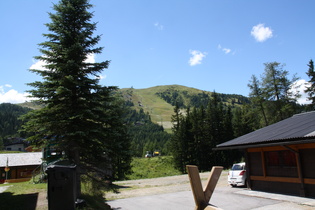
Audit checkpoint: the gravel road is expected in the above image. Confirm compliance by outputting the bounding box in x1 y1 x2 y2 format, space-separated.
105 170 228 200
107 171 315 210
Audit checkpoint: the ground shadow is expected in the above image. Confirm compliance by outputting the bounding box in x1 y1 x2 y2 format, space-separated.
0 192 38 210
108 184 131 194
81 193 112 210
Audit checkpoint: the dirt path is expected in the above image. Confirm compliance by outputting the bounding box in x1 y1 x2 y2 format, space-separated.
105 171 228 200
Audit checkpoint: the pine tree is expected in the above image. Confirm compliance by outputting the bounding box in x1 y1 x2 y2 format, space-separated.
170 103 183 172
248 75 269 126
261 62 300 122
22 0 131 194
170 105 194 173
305 59 315 109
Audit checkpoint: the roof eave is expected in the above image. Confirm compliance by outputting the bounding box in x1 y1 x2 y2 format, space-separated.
213 138 315 151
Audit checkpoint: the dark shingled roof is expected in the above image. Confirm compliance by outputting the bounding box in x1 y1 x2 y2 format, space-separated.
216 111 315 150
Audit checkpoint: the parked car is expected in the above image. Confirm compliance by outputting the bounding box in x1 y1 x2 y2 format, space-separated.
228 162 247 187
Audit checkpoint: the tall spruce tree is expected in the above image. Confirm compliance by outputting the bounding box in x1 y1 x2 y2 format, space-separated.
305 59 315 109
22 0 131 194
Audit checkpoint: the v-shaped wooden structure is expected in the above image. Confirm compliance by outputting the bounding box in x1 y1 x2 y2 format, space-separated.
187 165 223 210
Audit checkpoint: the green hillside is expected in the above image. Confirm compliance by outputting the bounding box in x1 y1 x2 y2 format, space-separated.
14 84 249 132
18 85 249 129
119 84 249 129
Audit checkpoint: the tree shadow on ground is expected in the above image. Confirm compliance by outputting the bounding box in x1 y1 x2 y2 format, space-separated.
107 184 131 194
81 193 112 210
0 192 38 210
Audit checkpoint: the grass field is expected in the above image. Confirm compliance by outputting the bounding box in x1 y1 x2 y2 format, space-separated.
127 156 181 180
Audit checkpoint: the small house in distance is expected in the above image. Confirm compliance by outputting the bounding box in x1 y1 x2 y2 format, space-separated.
215 111 315 198
4 137 28 152
0 152 42 183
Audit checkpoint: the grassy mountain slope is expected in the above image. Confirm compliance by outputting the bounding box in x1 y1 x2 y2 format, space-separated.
121 86 175 129
119 84 249 129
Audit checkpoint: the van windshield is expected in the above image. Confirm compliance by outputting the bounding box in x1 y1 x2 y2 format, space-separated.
232 164 244 170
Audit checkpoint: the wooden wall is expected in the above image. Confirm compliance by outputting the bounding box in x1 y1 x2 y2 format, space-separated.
246 143 315 198
0 165 38 180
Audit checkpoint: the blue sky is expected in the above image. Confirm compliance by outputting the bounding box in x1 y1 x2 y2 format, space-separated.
0 0 314 104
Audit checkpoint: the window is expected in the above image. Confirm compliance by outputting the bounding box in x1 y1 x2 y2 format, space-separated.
265 150 298 177
232 164 244 170
265 150 296 167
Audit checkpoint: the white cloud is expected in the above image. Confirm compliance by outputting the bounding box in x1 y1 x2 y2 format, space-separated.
291 79 311 105
251 24 273 42
154 22 164 31
84 53 96 63
30 59 48 71
0 85 30 104
188 50 207 66
30 53 96 71
218 44 231 54
96 74 106 80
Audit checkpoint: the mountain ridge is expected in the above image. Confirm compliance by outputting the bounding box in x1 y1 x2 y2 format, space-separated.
17 84 250 130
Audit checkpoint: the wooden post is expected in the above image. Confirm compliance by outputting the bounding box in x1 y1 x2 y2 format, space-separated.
187 165 223 210
187 165 207 209
282 145 305 197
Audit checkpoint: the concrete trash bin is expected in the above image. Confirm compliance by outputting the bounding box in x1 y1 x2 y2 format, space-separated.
46 164 77 210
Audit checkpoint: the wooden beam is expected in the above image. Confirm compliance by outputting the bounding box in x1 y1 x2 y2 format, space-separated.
261 149 266 177
251 175 300 183
187 165 206 209
282 145 306 197
203 166 223 202
247 142 315 153
187 165 223 210
250 175 315 185
304 178 315 185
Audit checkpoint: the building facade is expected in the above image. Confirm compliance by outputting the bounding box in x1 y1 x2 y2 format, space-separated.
0 152 42 183
216 111 315 198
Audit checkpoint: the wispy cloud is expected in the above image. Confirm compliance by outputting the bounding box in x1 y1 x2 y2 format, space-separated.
0 85 30 104
218 44 232 54
154 22 164 31
251 24 273 42
188 50 207 66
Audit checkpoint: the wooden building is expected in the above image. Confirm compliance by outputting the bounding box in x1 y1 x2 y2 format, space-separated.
0 152 42 183
215 111 315 198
